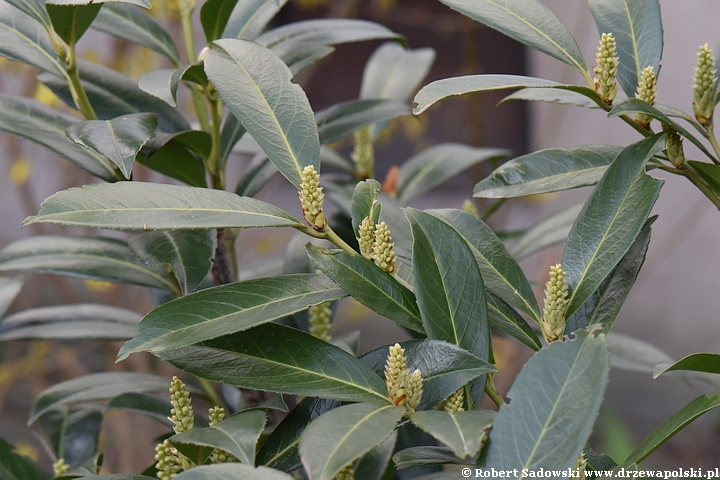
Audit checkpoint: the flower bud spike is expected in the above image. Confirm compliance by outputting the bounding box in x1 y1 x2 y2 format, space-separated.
635 66 657 129
385 343 408 406
358 216 376 259
208 406 225 426
444 388 465 412
573 452 587 480
405 368 424 415
309 301 332 341
298 165 327 231
540 263 569 343
155 439 181 479
169 376 194 434
333 462 355 480
693 44 717 126
351 126 374 179
594 33 619 105
373 221 396 274
666 130 685 168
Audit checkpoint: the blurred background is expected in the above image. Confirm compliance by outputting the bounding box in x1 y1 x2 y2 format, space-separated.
1 0 719 473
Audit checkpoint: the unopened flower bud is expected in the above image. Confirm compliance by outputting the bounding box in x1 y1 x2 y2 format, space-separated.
573 452 587 480
594 33 619 105
462 199 479 218
298 165 327 231
351 126 374 179
169 376 194 433
155 439 181 479
208 406 225 426
385 343 408 406
309 301 332 341
540 264 569 343
333 463 355 480
444 388 465 412
358 216 375 259
693 44 716 126
53 458 70 476
405 369 423 415
635 66 657 129
666 130 685 168
373 221 396 274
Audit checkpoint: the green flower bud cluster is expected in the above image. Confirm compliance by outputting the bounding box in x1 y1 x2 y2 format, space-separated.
298 165 327 231
693 44 717 126
635 66 657 129
208 406 225 426
540 264 569 343
594 33 619 105
358 216 376 259
462 199 479 218
665 129 685 168
53 458 70 476
444 388 465 412
333 462 355 480
169 376 194 433
309 301 333 341
351 126 375 179
155 440 181 480
384 343 424 415
573 452 587 480
207 407 237 464
373 221 396 274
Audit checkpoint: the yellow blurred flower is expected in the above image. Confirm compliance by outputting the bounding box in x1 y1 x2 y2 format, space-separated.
33 83 61 108
8 157 31 187
13 442 39 462
84 279 113 292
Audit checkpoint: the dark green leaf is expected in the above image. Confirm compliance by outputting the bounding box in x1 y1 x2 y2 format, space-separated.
588 0 663 97
171 410 266 464
399 144 506 202
119 274 345 359
140 130 209 188
566 221 652 334
138 65 209 108
584 446 618 471
425 209 539 322
93 3 179 64
222 0 286 40
350 179 381 237
39 61 190 133
234 153 278 197
37 406 101 468
353 432 396 480
66 113 158 179
29 372 173 423
0 276 23 319
45 2 102 46
480 330 609 469
688 161 720 199
157 323 388 403
129 229 215 295
0 436 49 480
393 446 470 470
200 0 237 42
299 402 404 480
205 39 319 189
487 294 541 351
219 114 245 168
24 182 301 230
0 93 117 181
411 410 495 458
0 235 176 292
257 397 338 471
306 245 424 333
625 394 720 464
173 464 293 480
474 145 622 198
510 203 583 261
653 353 720 379
0 304 140 341
0 1 66 78
563 134 665 317
315 99 411 145
439 0 587 75
103 392 171 426
361 339 496 410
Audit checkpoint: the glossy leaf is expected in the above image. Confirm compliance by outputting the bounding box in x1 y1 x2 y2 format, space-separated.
0 235 177 292
425 209 539 322
0 304 141 341
139 131 208 187
563 134 665 317
0 276 23 319
299 402 404 480
306 245 424 333
256 19 402 62
129 229 215 295
588 0 663 97
119 274 346 359
653 353 720 379
510 203 583 261
66 113 158 179
315 99 411 145
0 436 49 480
103 392 171 426
361 339 496 410
609 99 714 160
93 3 180 64
487 294 541 351
138 64 208 108
200 0 237 42
257 397 338 471
39 60 190 133
0 93 117 181
24 182 301 230
157 323 388 403
29 372 174 423
439 0 587 75
171 410 266 464
411 410 495 459
474 145 622 198
174 464 293 480
45 2 102 46
205 39 320 190
0 1 66 78
350 179 382 237
625 394 720 464
222 0 286 39
566 221 652 334
398 144 507 202
480 330 609 470
393 446 470 469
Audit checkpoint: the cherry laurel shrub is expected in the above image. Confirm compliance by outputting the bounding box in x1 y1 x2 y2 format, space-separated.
1 0 719 478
